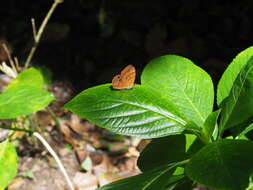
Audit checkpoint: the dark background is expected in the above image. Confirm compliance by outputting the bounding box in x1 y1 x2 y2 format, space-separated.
1 0 253 92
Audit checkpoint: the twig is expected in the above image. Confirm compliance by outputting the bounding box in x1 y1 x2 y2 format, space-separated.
24 0 63 69
31 18 37 40
33 132 75 190
2 43 18 75
14 57 20 71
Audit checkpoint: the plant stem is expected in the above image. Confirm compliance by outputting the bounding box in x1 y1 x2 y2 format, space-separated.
46 107 61 130
33 132 75 190
24 0 63 69
175 159 190 166
0 125 33 134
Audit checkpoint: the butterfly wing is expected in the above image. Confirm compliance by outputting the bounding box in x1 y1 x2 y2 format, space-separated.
112 65 136 89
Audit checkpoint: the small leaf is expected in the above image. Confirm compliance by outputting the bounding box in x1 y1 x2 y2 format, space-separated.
81 156 93 172
0 140 18 190
6 67 50 90
141 55 214 127
217 46 253 106
97 163 176 190
0 85 55 119
65 84 197 139
202 109 221 141
137 135 186 172
219 56 253 132
186 139 253 190
185 134 197 152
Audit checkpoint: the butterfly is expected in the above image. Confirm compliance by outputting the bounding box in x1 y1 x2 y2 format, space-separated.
112 65 136 90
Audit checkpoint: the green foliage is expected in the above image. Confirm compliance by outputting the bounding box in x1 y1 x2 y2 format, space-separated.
0 140 18 190
0 67 55 119
0 67 54 189
65 47 253 190
217 46 253 106
186 140 253 190
65 84 191 138
97 163 180 190
141 55 214 128
0 85 54 119
219 57 253 132
5 67 50 90
202 109 221 141
137 135 186 172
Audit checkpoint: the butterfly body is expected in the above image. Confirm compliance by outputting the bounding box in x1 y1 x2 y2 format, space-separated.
112 65 136 90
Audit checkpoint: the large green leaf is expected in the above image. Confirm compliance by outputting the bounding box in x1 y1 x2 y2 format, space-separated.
0 140 18 190
141 55 214 127
6 67 50 90
185 139 253 190
137 135 186 172
0 85 55 119
217 46 253 106
219 57 253 132
97 163 176 190
65 84 200 139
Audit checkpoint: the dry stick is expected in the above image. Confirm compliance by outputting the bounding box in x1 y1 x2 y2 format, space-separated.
33 132 75 190
14 57 20 71
2 43 18 75
31 18 37 40
24 0 63 69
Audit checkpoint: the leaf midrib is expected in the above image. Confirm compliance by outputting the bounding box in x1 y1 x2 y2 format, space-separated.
222 64 253 129
142 165 172 189
172 74 205 124
93 98 187 126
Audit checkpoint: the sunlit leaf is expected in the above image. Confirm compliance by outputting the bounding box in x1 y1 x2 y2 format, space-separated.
217 46 253 106
65 84 199 139
0 140 18 190
0 85 55 119
141 55 214 127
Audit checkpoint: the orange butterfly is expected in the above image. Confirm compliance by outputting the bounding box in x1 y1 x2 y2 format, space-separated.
112 65 136 90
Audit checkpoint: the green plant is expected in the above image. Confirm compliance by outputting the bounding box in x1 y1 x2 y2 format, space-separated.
65 46 253 190
0 67 55 190
0 0 72 189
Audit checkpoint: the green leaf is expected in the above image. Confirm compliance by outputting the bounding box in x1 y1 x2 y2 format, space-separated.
141 55 214 128
6 67 50 90
202 109 221 141
0 85 55 119
0 140 18 190
219 57 253 132
97 163 176 190
137 135 186 172
185 134 197 152
217 46 253 106
185 139 253 190
65 84 197 139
